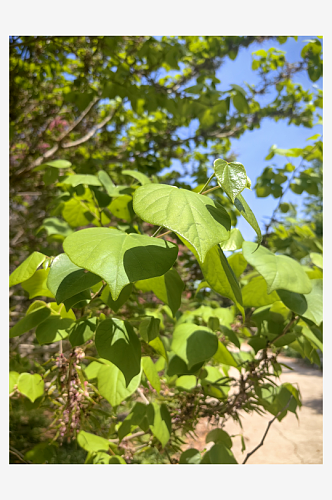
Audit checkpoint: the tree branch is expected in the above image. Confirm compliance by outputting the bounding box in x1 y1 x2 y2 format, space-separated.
242 395 294 464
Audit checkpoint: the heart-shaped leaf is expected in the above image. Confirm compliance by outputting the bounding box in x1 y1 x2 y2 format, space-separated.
214 159 247 203
171 323 218 369
242 242 313 294
277 279 322 326
133 184 231 262
97 361 142 406
17 373 44 402
63 227 178 300
95 318 141 386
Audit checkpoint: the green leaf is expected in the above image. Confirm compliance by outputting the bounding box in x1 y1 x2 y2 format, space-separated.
43 166 59 186
35 316 74 345
33 160 72 172
206 428 232 448
242 276 280 307
139 317 167 360
214 160 247 203
232 91 249 114
63 228 178 301
310 252 323 269
21 269 55 299
9 371 20 393
97 170 116 195
100 284 133 312
109 195 133 222
10 305 51 338
167 355 203 377
220 228 244 251
200 366 230 399
97 361 142 407
171 323 218 369
47 253 101 304
209 443 237 464
63 290 90 311
175 375 197 391
213 341 238 367
39 217 73 238
133 184 231 262
122 169 151 185
142 357 161 393
242 242 313 294
135 269 184 317
277 279 322 326
17 373 44 402
299 321 323 351
234 193 262 246
186 241 244 319
179 449 201 464
227 252 247 278
62 174 102 187
24 442 57 464
146 402 172 448
118 402 147 441
9 252 48 287
77 431 110 453
69 318 97 347
95 318 141 386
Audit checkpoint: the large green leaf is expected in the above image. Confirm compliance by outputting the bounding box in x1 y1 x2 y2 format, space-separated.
47 253 102 304
97 361 142 407
139 317 167 359
135 269 184 317
220 228 244 251
9 252 48 287
133 184 231 262
214 159 247 203
171 323 218 369
77 431 110 453
122 169 151 185
10 305 51 338
17 373 44 402
21 269 55 299
242 242 313 294
95 318 141 386
277 279 322 326
146 402 172 448
185 240 244 319
234 193 262 245
63 227 178 300
242 276 280 307
62 174 102 187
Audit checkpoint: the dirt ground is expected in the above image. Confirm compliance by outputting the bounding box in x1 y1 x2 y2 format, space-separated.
184 355 323 464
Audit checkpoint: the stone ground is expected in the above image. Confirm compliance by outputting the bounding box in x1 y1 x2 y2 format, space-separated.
184 355 323 464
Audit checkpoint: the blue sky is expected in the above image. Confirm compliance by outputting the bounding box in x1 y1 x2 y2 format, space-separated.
159 36 323 242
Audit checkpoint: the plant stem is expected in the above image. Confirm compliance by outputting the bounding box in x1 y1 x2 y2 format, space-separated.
201 186 221 195
198 173 215 194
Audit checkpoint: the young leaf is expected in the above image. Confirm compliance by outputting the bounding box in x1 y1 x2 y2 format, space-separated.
220 228 244 251
62 174 102 187
77 431 110 453
242 242 313 294
95 318 141 386
122 169 151 185
214 159 247 203
9 252 48 287
139 317 167 360
242 276 280 307
63 227 178 300
21 269 55 299
146 402 172 448
142 356 161 393
133 183 231 262
10 305 51 338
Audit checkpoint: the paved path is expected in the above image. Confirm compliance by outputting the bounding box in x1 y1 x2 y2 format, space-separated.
185 356 323 464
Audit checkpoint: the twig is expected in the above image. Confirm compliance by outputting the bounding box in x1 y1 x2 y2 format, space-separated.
242 395 293 464
9 447 31 464
156 230 173 239
137 387 149 405
270 315 298 346
198 173 215 194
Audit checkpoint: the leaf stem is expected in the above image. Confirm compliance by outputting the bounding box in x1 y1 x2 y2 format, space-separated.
201 186 221 195
198 173 215 194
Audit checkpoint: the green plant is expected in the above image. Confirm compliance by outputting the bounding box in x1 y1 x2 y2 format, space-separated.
9 157 322 464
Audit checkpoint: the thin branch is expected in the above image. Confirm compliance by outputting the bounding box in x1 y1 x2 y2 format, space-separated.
9 447 31 464
137 387 149 405
57 96 99 142
270 315 298 346
242 395 294 464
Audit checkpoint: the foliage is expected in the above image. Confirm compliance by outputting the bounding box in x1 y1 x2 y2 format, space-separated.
9 35 322 465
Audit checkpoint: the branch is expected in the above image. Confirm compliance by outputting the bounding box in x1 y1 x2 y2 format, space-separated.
242 395 293 464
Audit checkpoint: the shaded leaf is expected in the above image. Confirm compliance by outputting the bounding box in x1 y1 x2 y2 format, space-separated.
9 252 48 287
171 323 218 369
